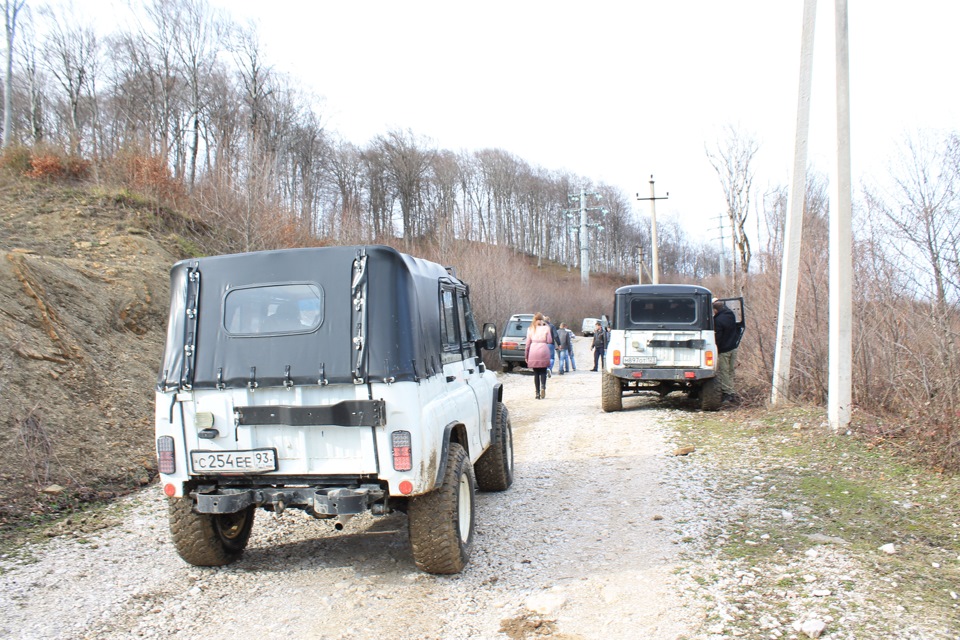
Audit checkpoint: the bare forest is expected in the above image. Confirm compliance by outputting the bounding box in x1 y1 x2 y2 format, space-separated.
2 0 960 470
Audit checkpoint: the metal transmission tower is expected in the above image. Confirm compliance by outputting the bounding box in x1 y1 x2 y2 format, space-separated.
564 187 608 285
633 245 652 284
636 175 668 284
714 212 728 282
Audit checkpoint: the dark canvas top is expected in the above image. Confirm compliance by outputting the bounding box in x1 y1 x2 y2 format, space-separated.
157 245 458 391
611 284 714 331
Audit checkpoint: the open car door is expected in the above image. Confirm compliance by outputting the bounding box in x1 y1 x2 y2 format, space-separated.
717 297 746 348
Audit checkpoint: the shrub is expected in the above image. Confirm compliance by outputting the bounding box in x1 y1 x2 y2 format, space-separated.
63 156 91 180
26 154 65 180
0 145 33 174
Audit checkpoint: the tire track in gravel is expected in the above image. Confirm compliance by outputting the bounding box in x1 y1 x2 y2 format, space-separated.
499 337 707 638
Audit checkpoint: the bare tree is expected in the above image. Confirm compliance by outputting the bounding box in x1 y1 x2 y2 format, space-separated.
374 128 435 245
707 125 758 294
12 9 43 145
865 133 960 308
456 151 489 243
230 22 272 181
863 133 960 409
133 0 186 169
40 5 99 156
426 149 461 257
2 0 26 147
360 144 393 240
171 0 223 190
323 137 366 242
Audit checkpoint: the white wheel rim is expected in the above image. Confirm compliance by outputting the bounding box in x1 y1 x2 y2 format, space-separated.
457 472 471 541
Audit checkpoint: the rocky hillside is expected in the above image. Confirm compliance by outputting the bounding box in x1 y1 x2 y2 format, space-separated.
0 174 196 529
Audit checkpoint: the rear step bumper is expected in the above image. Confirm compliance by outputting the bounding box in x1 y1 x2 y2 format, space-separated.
610 367 714 381
194 485 385 515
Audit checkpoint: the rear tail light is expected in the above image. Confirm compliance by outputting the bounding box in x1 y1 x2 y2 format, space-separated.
501 341 518 350
157 436 176 474
705 350 715 367
391 430 412 471
613 350 621 366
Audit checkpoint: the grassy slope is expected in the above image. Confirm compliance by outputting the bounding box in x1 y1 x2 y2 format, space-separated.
669 404 959 638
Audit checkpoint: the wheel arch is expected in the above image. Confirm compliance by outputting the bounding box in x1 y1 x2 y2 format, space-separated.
488 383 503 436
432 420 470 490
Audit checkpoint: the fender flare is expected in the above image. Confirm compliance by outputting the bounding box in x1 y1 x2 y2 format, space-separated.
431 421 465 491
488 382 503 442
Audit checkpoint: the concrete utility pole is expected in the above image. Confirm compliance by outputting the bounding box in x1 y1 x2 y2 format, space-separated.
829 0 852 431
772 0 817 406
636 176 668 284
564 188 607 286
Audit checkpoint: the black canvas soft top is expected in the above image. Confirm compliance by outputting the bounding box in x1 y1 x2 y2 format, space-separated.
157 245 460 391
611 284 714 331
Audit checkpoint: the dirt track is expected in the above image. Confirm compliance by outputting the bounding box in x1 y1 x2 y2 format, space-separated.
0 338 711 639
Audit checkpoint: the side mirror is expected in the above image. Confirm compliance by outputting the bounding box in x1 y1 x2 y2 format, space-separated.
480 323 497 351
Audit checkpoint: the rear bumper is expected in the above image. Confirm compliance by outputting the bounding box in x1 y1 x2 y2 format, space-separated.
610 367 714 381
500 350 527 363
194 485 385 515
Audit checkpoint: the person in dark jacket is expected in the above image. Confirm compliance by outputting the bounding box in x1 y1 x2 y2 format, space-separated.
556 322 573 374
590 321 606 371
713 298 740 403
545 316 560 376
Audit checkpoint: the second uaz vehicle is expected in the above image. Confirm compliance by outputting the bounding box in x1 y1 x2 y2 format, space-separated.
601 284 744 412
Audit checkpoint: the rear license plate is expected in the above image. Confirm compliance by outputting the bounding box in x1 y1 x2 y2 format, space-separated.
190 449 277 473
623 355 657 365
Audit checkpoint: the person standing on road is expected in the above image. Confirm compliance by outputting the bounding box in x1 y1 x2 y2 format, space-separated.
566 325 578 371
524 312 553 399
590 321 606 371
545 316 560 377
713 298 740 403
556 322 573 374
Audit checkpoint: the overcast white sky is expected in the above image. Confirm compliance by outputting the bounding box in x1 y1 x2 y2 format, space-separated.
156 2 960 244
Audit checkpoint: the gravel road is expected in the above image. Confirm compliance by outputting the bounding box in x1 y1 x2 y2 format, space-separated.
0 338 714 640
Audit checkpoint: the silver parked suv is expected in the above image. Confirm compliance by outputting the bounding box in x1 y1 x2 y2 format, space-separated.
499 313 534 372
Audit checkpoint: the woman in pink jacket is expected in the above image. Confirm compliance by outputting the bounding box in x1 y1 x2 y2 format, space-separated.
524 312 553 399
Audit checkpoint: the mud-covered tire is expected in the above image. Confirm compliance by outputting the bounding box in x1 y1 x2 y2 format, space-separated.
601 370 623 412
699 377 723 411
167 497 255 567
475 403 514 491
407 443 475 574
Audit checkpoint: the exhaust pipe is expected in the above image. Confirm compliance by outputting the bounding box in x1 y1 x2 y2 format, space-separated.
333 514 354 531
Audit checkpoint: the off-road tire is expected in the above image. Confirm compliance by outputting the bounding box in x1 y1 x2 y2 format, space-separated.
475 403 514 491
601 370 623 412
407 443 475 574
168 497 255 567
699 377 722 411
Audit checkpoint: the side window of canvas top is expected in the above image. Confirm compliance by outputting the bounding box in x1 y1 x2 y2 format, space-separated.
223 283 323 336
441 288 459 348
